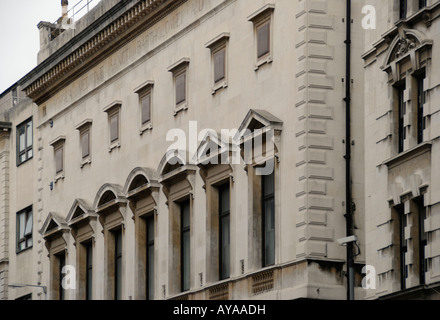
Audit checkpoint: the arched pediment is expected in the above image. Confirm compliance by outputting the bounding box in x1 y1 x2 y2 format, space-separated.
93 183 126 210
157 149 188 177
123 167 158 194
383 28 433 69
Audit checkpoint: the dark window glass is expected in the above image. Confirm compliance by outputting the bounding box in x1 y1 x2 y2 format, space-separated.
17 207 33 252
17 118 33 166
416 198 428 285
141 93 151 125
419 0 427 9
176 72 186 105
262 172 275 267
257 21 270 59
400 0 407 19
181 200 190 292
86 242 93 300
219 183 230 280
417 72 426 144
397 84 406 153
114 230 123 300
146 215 154 300
398 205 408 290
214 48 226 83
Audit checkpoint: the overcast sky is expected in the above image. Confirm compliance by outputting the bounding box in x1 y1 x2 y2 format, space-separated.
0 0 99 94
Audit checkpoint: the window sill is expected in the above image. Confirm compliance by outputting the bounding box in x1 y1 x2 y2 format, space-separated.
109 141 121 153
383 141 432 168
254 55 273 71
54 173 65 183
174 103 188 116
212 81 228 95
140 122 153 135
80 157 92 168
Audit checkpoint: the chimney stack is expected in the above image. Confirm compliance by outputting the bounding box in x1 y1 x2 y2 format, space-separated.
62 0 69 18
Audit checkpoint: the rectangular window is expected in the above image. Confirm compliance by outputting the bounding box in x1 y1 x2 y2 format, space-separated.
181 200 191 292
219 183 231 280
175 72 187 106
146 215 154 300
416 71 426 144
214 48 226 84
257 20 271 59
58 253 66 301
397 205 408 290
16 118 33 166
141 93 151 125
400 0 407 19
16 206 33 252
416 198 428 285
110 112 119 143
397 84 406 153
55 145 64 174
114 229 123 300
81 129 90 159
262 172 275 267
419 0 427 10
86 242 93 300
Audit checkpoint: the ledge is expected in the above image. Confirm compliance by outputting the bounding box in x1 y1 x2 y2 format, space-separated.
383 142 432 168
167 58 190 74
205 32 230 49
247 3 275 22
134 80 154 94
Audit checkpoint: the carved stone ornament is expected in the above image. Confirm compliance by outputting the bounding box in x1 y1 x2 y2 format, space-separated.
395 37 417 58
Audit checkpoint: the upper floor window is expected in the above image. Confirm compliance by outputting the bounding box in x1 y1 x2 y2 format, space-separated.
168 59 190 115
134 81 154 134
248 4 275 70
16 206 33 253
205 33 230 94
103 101 122 152
50 136 66 181
16 118 33 166
75 119 92 168
400 0 407 19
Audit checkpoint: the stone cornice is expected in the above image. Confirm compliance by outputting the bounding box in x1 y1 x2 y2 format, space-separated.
22 0 186 105
362 1 440 61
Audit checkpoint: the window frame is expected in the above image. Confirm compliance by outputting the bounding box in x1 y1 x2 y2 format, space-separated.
180 199 191 292
16 117 33 167
75 120 93 168
205 33 230 94
248 4 275 70
16 206 33 254
103 101 122 152
168 58 190 116
134 80 154 135
262 171 275 268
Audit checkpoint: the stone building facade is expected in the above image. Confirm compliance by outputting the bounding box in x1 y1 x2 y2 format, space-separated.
0 0 438 301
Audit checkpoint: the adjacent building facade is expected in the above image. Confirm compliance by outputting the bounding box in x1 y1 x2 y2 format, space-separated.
0 0 438 300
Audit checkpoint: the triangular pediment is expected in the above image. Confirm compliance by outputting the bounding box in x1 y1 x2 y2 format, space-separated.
40 212 69 238
236 109 283 140
66 199 95 224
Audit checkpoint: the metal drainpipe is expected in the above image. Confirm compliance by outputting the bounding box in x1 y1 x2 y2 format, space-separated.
344 0 355 301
